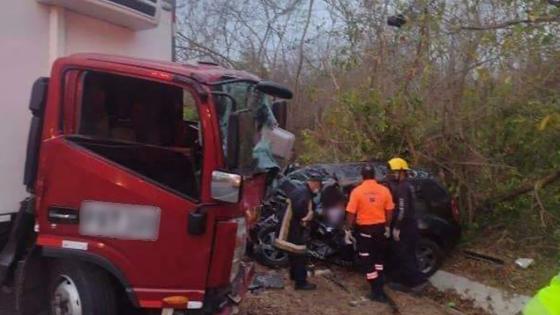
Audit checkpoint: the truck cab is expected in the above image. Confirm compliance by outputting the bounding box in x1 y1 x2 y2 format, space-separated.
0 54 292 315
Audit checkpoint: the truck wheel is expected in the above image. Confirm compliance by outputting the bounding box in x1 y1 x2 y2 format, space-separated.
255 225 289 268
416 238 444 277
49 260 117 315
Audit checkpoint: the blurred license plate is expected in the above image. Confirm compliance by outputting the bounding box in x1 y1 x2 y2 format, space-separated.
79 201 160 241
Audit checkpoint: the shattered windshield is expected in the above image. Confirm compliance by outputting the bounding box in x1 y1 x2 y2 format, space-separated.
213 81 278 173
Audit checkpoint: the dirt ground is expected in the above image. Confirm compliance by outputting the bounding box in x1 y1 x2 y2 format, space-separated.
0 261 497 315
442 226 559 296
239 265 486 315
0 265 488 315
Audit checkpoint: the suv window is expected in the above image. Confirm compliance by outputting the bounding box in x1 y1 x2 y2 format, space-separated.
417 180 449 204
73 71 202 200
414 179 451 217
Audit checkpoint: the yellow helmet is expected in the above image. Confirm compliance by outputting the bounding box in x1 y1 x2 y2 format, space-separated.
388 157 410 171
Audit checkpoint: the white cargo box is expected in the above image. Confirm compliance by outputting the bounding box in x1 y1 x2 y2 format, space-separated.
37 0 162 30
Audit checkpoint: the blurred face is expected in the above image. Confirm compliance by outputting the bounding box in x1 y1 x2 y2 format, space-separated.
307 180 322 194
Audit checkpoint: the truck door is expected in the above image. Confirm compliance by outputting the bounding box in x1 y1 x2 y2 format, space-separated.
36 69 213 308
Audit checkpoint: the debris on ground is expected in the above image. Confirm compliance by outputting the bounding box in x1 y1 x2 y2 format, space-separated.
348 296 367 307
424 285 490 315
515 258 535 269
240 264 487 315
444 226 558 295
462 250 505 265
308 268 332 277
249 272 285 293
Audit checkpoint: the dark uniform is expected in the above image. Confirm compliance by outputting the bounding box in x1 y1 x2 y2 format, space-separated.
387 178 427 287
286 183 315 287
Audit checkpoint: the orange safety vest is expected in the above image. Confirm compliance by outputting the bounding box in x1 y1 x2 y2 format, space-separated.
346 179 394 225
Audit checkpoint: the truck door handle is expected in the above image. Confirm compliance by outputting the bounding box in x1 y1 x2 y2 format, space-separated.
48 207 79 224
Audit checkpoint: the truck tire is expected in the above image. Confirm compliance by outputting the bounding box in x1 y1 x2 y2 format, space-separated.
48 260 117 315
416 238 444 277
255 225 289 268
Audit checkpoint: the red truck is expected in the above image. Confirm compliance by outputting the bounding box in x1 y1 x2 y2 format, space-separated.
0 53 292 315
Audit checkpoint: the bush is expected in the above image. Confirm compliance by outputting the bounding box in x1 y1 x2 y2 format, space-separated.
299 79 560 231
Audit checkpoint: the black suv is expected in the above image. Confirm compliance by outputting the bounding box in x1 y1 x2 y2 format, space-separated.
254 162 461 276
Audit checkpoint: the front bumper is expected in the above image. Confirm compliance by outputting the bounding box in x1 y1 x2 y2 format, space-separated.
211 261 255 315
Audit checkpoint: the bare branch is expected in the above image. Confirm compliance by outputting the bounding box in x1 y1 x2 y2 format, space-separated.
490 170 560 205
176 32 237 67
294 0 315 96
460 15 560 31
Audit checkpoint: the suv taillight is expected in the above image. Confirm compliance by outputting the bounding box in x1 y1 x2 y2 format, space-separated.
451 198 460 222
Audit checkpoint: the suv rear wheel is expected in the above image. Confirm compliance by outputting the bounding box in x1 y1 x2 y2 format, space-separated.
49 260 117 315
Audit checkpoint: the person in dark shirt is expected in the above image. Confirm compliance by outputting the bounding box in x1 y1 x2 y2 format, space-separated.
285 171 323 290
386 158 427 292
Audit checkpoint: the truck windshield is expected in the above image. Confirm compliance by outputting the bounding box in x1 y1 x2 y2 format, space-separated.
213 81 277 173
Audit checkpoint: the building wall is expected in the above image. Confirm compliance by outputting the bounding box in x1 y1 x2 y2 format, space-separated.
0 1 172 213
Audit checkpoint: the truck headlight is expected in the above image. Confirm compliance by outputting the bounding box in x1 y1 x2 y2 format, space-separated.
79 201 160 241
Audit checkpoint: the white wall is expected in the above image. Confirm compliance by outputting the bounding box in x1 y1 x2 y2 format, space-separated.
0 1 172 213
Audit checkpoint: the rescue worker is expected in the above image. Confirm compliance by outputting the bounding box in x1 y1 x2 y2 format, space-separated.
523 271 560 315
282 170 324 290
386 157 428 292
345 164 394 303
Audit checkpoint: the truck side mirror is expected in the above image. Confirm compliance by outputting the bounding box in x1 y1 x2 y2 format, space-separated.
256 81 293 99
272 101 288 129
211 170 242 203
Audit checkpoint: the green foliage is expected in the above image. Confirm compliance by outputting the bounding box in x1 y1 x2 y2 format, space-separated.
300 71 560 232
553 228 560 243
299 89 418 163
183 106 198 121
